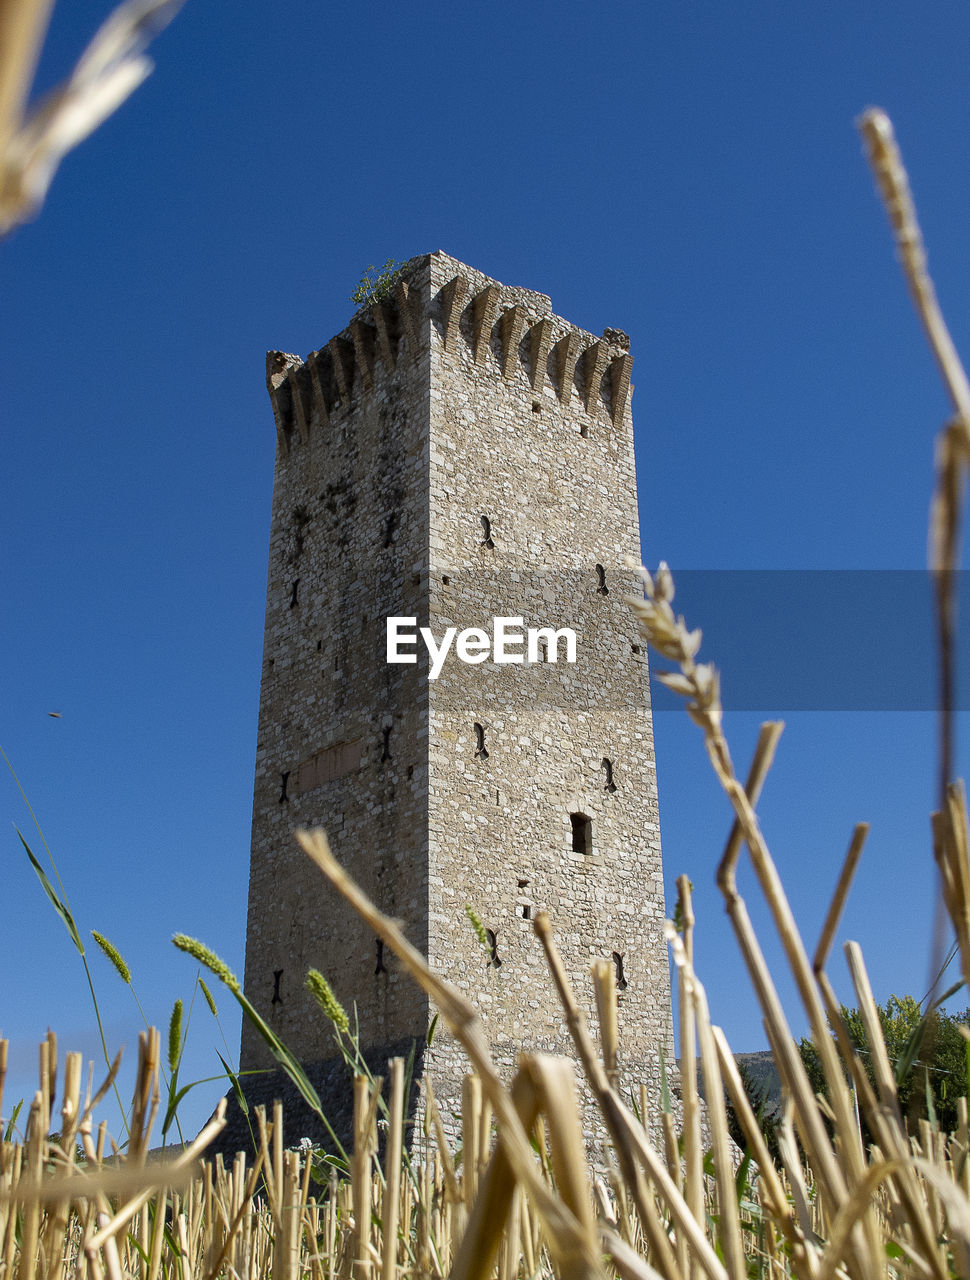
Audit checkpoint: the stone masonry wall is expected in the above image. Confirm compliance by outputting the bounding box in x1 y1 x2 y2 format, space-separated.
242 257 434 1069
420 253 670 1141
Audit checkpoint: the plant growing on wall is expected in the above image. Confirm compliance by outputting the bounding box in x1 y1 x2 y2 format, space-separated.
349 257 404 308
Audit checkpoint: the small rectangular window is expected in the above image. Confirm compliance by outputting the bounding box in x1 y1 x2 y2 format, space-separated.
570 813 592 856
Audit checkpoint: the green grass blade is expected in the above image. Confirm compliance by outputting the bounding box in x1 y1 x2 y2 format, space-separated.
895 1007 934 1087
236 987 323 1114
18 829 83 953
931 979 965 1007
171 934 323 1116
217 1051 250 1118
3 1099 23 1141
126 1234 150 1267
162 1083 194 1139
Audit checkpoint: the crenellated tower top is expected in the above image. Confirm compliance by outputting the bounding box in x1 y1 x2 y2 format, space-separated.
265 251 635 457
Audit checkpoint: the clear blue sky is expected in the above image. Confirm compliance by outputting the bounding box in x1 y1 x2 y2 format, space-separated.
3 0 970 1140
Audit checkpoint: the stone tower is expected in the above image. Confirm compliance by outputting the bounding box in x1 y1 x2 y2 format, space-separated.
241 251 671 1140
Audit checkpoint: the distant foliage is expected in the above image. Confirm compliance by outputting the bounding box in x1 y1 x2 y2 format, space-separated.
724 1058 782 1164
350 257 405 308
799 992 970 1135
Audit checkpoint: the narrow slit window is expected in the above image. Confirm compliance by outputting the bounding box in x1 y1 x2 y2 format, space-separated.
570 812 592 856
480 515 495 549
612 952 629 991
602 758 617 793
474 722 489 760
516 879 532 920
381 726 392 762
375 939 388 975
289 578 300 608
279 771 290 804
271 969 284 1004
595 564 608 595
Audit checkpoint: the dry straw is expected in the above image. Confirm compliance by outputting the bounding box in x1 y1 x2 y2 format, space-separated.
0 0 185 236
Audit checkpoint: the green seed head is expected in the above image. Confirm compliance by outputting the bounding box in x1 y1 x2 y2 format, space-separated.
171 935 241 996
464 905 488 950
198 978 218 1018
168 998 183 1074
306 969 349 1034
92 930 131 985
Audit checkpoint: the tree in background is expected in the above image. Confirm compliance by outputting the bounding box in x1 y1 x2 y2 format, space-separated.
724 1058 782 1166
800 993 970 1138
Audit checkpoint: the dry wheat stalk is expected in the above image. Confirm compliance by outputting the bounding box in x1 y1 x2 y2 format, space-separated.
0 0 186 235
